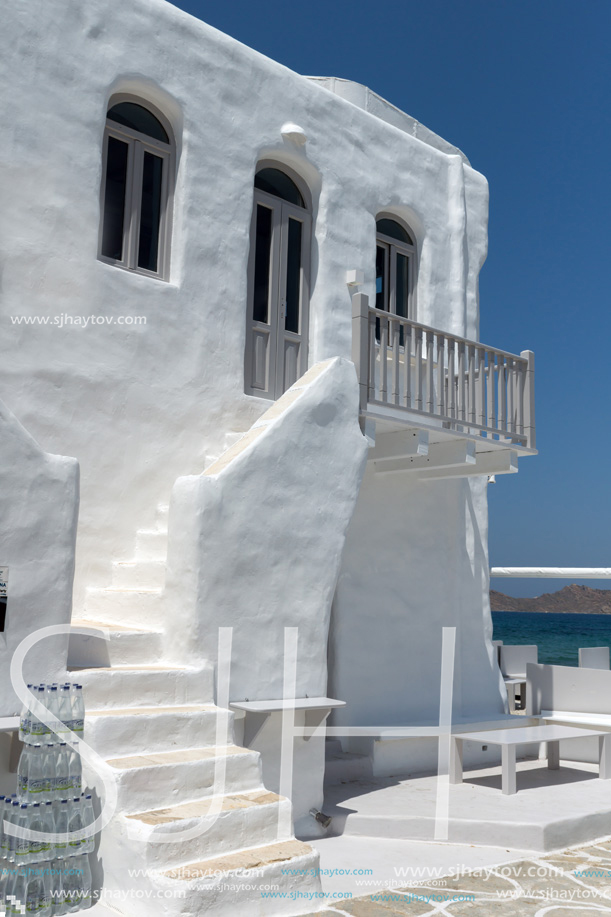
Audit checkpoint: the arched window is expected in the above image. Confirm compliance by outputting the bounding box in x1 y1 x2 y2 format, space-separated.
375 216 416 322
99 97 174 279
245 164 311 399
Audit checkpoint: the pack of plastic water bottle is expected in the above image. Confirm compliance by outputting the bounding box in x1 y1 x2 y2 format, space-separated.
0 682 97 914
19 683 85 746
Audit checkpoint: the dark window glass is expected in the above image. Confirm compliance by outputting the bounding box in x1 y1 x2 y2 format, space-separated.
253 205 273 323
396 253 409 318
285 219 302 333
137 152 163 272
254 168 304 207
375 245 386 311
107 102 169 143
375 244 387 342
376 218 413 245
101 136 129 260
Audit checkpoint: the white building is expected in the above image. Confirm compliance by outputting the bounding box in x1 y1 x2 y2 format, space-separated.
0 0 536 912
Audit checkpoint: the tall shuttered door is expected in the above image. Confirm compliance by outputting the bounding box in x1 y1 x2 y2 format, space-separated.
245 187 311 399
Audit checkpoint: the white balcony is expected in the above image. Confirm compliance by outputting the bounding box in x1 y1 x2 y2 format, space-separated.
351 293 537 478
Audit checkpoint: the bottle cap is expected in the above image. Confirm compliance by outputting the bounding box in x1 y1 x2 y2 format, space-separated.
85 795 92 800
20 804 28 809
50 686 58 692
32 803 40 809
60 799 68 804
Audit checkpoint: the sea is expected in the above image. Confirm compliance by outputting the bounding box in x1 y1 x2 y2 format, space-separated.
491 611 611 666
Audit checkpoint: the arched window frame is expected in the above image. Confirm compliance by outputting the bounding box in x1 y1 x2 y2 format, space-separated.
98 93 175 281
375 213 417 323
245 160 312 400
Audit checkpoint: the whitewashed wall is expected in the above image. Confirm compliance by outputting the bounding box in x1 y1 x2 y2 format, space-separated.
0 400 78 714
329 471 505 766
165 358 368 831
0 0 489 615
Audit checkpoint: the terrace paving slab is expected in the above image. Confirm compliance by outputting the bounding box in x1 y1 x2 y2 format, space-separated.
309 827 611 915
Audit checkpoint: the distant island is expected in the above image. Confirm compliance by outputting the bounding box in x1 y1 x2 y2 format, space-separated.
491 583 611 614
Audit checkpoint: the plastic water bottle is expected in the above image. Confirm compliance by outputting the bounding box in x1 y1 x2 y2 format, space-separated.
11 866 27 917
27 745 46 800
39 869 53 917
0 862 10 913
67 798 83 855
29 803 44 864
55 745 71 800
19 685 34 742
14 804 30 864
68 745 82 795
57 687 72 738
26 868 44 914
71 686 84 739
0 796 14 861
54 800 69 860
40 801 55 861
76 854 92 911
17 745 30 797
42 744 57 800
38 684 52 741
81 796 95 854
2 864 16 914
51 859 66 917
4 799 18 862
30 687 45 742
61 861 80 915
46 686 60 743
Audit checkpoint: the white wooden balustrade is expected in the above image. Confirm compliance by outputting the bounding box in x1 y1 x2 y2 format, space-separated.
352 292 535 449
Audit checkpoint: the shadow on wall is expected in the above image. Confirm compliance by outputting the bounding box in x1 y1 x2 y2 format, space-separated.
0 397 79 715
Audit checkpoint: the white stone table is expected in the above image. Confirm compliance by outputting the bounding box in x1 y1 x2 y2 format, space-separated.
450 723 611 795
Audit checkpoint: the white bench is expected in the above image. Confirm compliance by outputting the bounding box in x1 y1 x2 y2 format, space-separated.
527 662 611 765
527 663 611 722
579 647 610 669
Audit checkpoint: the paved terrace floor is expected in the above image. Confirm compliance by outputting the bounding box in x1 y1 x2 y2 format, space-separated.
306 836 611 915
302 757 611 915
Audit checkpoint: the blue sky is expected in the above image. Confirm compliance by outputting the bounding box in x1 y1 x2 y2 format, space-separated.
170 0 611 598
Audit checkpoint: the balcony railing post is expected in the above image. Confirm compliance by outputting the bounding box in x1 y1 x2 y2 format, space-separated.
447 339 455 419
436 334 445 416
477 347 486 426
457 341 466 422
416 328 423 410
351 292 369 414
486 351 495 431
426 331 435 414
521 350 536 449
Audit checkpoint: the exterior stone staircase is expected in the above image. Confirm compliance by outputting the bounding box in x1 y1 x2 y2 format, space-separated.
69 489 323 915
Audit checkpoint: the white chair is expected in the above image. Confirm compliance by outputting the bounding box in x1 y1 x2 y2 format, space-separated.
500 645 538 712
578 647 610 670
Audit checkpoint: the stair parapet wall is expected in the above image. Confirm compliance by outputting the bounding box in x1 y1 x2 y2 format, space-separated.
0 397 79 714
